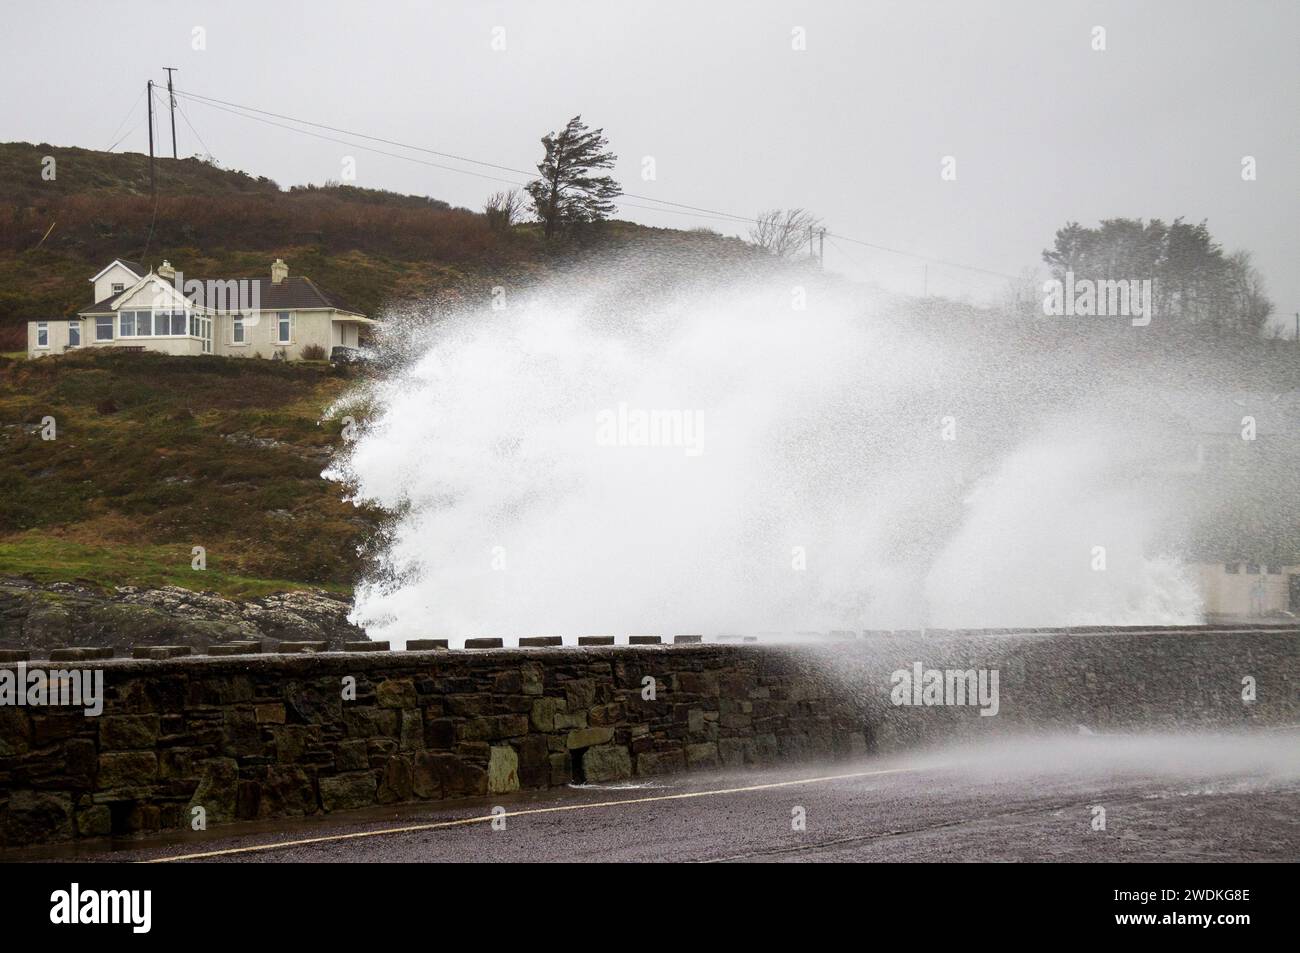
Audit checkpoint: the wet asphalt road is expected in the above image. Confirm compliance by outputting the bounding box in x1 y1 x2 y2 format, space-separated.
64 732 1300 863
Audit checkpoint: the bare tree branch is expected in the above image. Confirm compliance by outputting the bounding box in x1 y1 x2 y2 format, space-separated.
749 208 822 258
484 189 525 231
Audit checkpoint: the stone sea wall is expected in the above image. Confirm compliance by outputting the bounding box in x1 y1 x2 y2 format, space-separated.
1 627 1295 849
1 643 865 849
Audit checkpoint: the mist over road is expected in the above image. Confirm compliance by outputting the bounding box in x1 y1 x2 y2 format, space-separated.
94 732 1299 863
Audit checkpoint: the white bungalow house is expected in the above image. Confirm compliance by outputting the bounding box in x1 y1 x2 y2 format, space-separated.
28 258 376 360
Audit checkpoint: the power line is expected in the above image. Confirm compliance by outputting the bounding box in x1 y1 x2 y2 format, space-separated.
106 115 146 154
617 200 760 225
169 85 1016 281
828 232 1014 280
175 88 535 177
174 97 212 159
173 87 758 225
174 91 534 189
104 86 147 151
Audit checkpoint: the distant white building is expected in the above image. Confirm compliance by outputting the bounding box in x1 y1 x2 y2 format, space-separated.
28 258 376 360
1198 562 1297 619
1141 388 1300 619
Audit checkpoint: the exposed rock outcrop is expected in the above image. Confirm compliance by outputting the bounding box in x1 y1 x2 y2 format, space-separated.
0 578 362 655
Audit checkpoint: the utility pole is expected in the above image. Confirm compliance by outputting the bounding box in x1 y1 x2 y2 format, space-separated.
807 226 826 268
146 80 155 193
163 67 179 159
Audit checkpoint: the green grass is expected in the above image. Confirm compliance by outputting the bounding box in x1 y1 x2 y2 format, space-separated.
0 349 379 598
0 533 347 599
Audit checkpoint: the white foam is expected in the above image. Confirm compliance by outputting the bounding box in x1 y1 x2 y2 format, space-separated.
325 265 1204 645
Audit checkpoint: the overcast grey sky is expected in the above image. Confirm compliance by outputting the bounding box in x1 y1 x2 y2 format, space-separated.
3 0 1296 319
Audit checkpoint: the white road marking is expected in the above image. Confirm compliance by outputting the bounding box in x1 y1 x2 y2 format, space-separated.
145 764 935 863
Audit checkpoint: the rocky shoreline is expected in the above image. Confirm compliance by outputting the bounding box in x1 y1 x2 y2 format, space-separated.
0 578 364 656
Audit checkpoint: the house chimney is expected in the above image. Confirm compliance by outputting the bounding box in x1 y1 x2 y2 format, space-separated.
157 260 176 282
271 258 288 285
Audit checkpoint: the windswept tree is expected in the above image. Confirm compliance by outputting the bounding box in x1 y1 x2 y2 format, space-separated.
484 188 525 232
749 208 822 259
526 116 621 239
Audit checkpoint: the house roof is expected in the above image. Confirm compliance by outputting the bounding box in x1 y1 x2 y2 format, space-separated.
79 272 365 318
81 270 162 314
89 259 143 283
224 275 364 315
82 294 125 314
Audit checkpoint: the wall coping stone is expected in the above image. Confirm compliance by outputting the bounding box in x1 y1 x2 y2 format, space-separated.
3 627 1294 671
406 639 448 650
1 640 816 677
131 645 193 659
48 647 113 661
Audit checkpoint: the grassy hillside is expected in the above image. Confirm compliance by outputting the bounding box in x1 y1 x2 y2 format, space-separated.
0 141 758 350
0 349 378 597
0 141 772 600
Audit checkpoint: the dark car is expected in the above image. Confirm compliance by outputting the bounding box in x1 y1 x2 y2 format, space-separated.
330 345 368 365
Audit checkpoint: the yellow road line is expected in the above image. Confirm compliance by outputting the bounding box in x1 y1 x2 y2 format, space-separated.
145 764 932 862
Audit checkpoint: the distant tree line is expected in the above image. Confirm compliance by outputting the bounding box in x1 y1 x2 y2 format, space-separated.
1042 218 1274 337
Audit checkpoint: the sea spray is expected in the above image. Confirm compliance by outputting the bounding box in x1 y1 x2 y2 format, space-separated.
326 260 1203 645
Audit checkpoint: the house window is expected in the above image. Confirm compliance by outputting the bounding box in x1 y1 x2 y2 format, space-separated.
111 282 124 295
1266 564 1282 574
36 322 48 348
119 312 136 337
276 312 292 344
96 317 113 341
170 311 187 336
232 316 246 344
1224 563 1239 574
68 321 80 347
1245 562 1260 575
134 311 157 336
